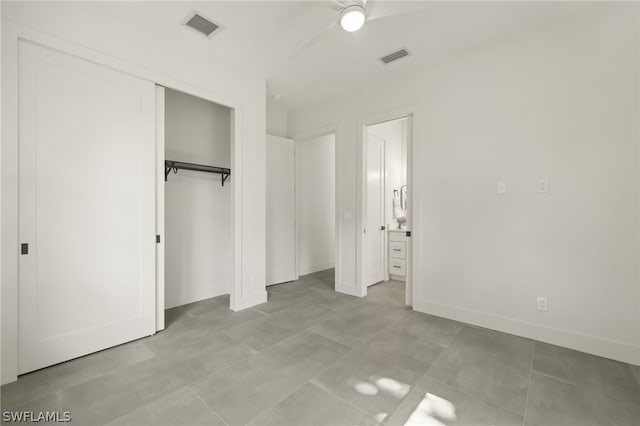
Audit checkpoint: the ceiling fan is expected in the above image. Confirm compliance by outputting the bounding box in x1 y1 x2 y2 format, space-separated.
290 0 430 58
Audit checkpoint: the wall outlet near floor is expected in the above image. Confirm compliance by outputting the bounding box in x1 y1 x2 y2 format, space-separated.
536 296 548 311
537 179 549 193
497 180 507 194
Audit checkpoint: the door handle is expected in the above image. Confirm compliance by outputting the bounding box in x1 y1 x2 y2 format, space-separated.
380 226 385 231
21 243 29 255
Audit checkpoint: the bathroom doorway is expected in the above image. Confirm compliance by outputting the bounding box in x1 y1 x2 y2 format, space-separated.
360 114 413 306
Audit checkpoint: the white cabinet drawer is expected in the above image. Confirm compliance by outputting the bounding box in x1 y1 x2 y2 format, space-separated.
389 258 406 276
389 241 406 259
389 231 407 242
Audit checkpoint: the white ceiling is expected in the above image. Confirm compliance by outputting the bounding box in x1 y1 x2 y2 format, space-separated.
7 1 615 110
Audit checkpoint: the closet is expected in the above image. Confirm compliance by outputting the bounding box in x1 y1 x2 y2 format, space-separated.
163 88 232 309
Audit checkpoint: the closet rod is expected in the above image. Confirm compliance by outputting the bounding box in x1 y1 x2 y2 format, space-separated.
164 160 231 186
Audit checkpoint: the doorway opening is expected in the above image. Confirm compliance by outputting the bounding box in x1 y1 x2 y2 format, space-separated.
295 132 337 289
361 116 412 305
158 87 234 326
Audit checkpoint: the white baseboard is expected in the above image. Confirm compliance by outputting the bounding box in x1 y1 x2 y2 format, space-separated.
416 299 640 366
299 261 335 276
336 282 365 298
231 291 268 311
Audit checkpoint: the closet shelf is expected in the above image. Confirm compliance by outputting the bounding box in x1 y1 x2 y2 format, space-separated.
164 160 231 186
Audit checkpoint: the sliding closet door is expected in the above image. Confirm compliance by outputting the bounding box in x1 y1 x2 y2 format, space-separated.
18 41 156 373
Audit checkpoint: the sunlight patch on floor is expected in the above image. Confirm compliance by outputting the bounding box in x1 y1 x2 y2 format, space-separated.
404 393 457 426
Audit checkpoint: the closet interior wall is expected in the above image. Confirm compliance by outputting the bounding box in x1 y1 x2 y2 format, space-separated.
164 88 232 308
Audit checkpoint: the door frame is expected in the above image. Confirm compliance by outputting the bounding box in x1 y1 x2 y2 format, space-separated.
291 126 340 290
1 22 244 384
357 107 416 305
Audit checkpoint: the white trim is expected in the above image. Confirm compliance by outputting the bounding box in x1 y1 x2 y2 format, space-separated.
356 105 419 303
231 291 267 312
1 20 249 384
229 108 243 311
298 261 336 276
420 299 640 366
405 114 415 307
154 85 165 332
335 282 361 298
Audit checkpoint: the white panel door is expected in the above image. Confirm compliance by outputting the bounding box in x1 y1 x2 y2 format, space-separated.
266 135 297 285
364 133 386 287
18 41 156 373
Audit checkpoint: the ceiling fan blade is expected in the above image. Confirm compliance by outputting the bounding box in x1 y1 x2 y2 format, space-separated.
290 22 338 59
366 0 433 23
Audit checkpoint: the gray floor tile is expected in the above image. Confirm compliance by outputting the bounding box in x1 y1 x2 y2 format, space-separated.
107 387 225 426
532 342 640 403
223 316 302 351
0 393 62 425
58 334 254 425
163 305 193 327
427 326 533 414
5 272 640 425
144 316 238 355
386 376 523 426
247 383 379 426
268 301 335 331
366 280 406 305
179 294 231 316
632 365 640 386
388 312 463 347
190 332 350 425
313 328 444 422
1 341 154 410
524 372 640 426
310 302 407 348
194 305 269 328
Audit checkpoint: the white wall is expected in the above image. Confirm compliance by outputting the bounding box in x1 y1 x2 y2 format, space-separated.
289 7 640 364
164 89 231 308
296 134 336 275
267 102 288 138
2 2 267 383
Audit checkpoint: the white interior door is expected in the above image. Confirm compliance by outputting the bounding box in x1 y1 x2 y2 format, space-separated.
364 133 386 287
18 41 156 373
266 135 296 285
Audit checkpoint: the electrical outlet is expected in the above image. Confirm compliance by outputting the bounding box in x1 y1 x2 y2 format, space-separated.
538 179 549 193
537 297 548 311
497 180 507 194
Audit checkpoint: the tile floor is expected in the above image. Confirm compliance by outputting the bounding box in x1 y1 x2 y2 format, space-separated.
2 269 640 425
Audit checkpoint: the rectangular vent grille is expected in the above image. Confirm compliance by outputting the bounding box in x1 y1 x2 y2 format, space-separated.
380 48 410 64
185 12 219 37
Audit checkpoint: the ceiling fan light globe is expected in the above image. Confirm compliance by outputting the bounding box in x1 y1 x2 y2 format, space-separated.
340 5 366 32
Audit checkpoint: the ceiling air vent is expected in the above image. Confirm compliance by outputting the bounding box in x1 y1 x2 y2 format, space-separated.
184 11 219 38
380 48 410 64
